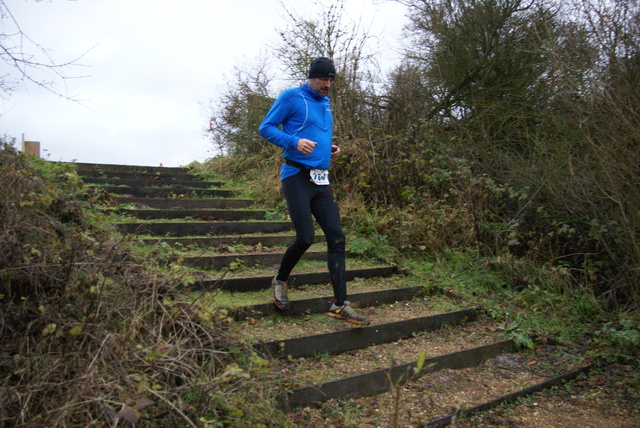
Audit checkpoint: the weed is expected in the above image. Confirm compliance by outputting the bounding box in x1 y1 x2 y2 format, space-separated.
592 318 640 361
0 142 292 427
381 346 429 428
349 233 396 261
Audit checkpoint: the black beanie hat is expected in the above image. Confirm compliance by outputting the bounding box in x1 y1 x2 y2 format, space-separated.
308 57 336 79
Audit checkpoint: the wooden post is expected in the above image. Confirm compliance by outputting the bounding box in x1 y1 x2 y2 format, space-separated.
21 134 41 157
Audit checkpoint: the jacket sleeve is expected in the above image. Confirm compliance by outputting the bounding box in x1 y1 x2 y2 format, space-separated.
258 91 299 151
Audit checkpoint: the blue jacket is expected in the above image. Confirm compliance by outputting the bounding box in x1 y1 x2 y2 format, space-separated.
259 83 333 180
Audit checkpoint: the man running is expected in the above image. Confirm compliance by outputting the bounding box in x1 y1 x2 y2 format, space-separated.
258 57 370 326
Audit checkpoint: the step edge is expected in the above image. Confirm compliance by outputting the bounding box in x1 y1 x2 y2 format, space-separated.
232 286 425 320
280 339 515 410
254 308 479 359
421 364 594 428
188 266 399 292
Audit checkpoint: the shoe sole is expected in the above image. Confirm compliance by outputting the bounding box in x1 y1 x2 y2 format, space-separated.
328 312 370 326
273 299 290 311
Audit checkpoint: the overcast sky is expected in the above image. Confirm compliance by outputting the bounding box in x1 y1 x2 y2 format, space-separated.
1 0 406 167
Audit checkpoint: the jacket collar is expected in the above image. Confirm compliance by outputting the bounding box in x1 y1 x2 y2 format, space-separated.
302 82 326 101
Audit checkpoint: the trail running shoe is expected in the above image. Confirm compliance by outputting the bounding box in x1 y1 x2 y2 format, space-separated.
272 277 290 310
328 301 371 326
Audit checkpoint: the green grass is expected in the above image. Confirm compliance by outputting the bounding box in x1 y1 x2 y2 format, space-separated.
399 250 607 347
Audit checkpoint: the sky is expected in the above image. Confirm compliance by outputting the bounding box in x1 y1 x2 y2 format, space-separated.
1 0 407 167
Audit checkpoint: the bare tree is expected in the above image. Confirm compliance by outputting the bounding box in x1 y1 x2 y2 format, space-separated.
0 0 91 100
207 54 276 156
272 0 382 138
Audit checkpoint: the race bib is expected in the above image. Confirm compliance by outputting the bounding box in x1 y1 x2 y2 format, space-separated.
310 169 329 185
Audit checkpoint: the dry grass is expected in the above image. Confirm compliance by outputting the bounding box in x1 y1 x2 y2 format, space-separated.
0 142 286 427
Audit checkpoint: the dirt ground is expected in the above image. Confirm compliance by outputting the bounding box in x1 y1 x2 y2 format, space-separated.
286 360 639 427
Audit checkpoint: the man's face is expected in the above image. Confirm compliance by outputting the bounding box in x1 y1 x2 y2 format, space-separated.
308 77 334 96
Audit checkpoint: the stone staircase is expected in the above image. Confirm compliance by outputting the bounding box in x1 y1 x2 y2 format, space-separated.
74 162 592 427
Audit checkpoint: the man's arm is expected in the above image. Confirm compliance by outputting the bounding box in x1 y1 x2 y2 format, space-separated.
258 91 299 151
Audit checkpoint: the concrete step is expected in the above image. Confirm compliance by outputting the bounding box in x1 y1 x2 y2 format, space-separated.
281 339 516 410
139 234 307 248
79 169 195 181
117 208 267 221
101 186 236 198
189 265 399 292
181 250 326 270
83 176 224 188
73 162 190 177
115 197 254 209
230 286 424 320
116 220 293 237
254 308 480 359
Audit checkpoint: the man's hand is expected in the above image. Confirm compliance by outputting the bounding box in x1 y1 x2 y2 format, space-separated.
296 138 317 155
331 145 340 158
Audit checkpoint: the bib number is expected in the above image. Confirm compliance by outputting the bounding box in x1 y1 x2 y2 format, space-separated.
310 169 329 185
